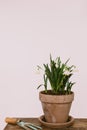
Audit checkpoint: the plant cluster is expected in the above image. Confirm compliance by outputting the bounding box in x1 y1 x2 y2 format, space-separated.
37 55 76 95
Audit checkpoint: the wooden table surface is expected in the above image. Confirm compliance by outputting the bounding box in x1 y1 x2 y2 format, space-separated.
4 118 87 130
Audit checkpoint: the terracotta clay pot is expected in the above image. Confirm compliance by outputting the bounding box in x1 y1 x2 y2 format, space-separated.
39 90 74 123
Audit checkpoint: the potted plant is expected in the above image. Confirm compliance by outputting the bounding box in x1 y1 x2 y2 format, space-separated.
37 55 76 124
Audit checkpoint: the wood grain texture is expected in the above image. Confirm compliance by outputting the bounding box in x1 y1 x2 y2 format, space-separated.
4 118 87 130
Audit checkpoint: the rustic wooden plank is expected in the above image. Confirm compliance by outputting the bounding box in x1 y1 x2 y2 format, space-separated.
4 118 87 130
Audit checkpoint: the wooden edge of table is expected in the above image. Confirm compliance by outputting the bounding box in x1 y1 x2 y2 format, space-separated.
4 118 87 130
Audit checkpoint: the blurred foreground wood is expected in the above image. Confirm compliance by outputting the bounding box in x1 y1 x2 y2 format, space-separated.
4 118 87 130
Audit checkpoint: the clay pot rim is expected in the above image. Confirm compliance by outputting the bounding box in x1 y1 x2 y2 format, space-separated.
40 90 74 95
39 90 74 103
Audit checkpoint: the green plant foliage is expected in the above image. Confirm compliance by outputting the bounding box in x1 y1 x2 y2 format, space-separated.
37 55 76 95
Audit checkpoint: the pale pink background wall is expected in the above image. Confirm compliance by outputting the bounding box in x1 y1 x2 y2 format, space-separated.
0 0 87 129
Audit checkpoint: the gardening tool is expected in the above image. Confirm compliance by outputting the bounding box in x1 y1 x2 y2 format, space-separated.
5 117 42 130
